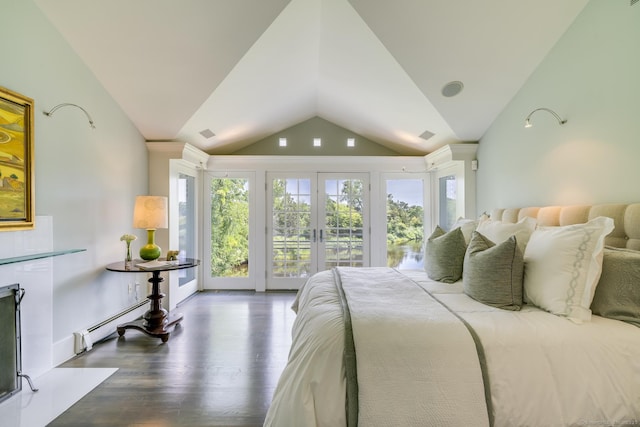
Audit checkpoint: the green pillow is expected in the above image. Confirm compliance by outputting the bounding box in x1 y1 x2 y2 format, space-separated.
425 226 466 283
591 247 640 327
463 231 523 311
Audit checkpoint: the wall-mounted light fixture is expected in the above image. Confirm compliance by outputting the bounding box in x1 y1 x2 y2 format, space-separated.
43 103 96 129
524 108 566 128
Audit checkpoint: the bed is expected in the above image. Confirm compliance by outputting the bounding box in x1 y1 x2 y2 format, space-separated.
264 204 640 427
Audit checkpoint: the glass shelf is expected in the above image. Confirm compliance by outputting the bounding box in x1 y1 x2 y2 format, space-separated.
0 249 86 266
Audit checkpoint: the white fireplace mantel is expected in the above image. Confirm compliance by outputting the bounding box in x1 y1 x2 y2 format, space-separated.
0 217 84 379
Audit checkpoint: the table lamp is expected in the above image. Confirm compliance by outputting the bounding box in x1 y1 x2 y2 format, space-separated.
133 195 168 261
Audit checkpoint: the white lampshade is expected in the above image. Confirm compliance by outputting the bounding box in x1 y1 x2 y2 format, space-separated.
133 196 168 229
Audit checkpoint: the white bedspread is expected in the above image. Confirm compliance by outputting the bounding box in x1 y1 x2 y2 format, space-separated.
264 267 489 427
405 270 640 427
265 269 640 427
264 269 348 427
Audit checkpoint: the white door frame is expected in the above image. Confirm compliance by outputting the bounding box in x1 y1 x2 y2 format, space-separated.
168 160 200 308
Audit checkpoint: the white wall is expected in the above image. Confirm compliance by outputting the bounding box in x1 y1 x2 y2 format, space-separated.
2 0 149 364
477 0 640 214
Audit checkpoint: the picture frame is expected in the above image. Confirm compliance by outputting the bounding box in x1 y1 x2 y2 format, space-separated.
0 87 34 231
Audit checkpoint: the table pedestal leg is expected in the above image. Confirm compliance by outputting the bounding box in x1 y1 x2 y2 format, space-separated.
117 270 182 343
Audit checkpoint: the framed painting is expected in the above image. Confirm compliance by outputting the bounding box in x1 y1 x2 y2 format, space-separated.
0 87 34 231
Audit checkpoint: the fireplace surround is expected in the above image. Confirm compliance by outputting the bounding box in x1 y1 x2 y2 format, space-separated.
0 284 21 403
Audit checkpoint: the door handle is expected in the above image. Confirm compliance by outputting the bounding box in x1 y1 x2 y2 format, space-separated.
319 229 323 242
313 229 317 243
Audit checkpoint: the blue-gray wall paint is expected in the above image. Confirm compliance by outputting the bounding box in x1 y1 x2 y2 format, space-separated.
2 0 148 346
477 0 640 214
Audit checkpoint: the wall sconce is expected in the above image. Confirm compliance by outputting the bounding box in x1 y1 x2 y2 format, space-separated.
133 196 168 261
43 103 96 129
524 108 567 128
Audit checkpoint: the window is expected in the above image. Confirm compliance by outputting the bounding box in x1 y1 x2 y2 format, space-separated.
178 173 196 286
439 175 457 231
386 179 424 269
204 156 431 290
210 177 250 278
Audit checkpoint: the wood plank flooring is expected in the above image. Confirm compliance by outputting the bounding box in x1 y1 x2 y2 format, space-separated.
50 291 297 427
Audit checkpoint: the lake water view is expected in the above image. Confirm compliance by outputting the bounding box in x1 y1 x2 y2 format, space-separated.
388 241 424 270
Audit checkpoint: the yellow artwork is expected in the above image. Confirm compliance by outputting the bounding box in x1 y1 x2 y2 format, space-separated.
0 87 34 230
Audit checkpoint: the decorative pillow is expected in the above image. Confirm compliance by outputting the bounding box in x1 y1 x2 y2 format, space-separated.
476 216 537 254
463 231 523 311
425 226 466 283
451 217 478 244
523 216 614 323
591 247 640 327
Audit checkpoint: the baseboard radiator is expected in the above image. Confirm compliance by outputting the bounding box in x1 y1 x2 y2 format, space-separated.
74 300 148 354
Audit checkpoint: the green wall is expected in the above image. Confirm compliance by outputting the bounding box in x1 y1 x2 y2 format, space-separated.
231 116 401 156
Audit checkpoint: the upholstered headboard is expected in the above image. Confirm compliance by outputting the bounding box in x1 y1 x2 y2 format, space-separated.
490 203 640 250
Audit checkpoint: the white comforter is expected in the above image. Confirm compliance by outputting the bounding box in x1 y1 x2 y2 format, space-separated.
264 268 348 427
265 268 640 427
405 270 640 427
264 267 488 427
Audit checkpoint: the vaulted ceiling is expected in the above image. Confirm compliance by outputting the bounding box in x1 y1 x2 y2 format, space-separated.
34 0 588 155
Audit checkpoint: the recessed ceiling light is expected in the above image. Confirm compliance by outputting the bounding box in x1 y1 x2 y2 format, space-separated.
279 137 287 147
441 81 464 97
347 138 355 147
199 128 215 138
313 137 321 147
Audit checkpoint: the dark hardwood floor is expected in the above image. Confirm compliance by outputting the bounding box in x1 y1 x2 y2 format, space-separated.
50 291 297 427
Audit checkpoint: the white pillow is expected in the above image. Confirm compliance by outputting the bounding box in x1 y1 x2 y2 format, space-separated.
476 216 537 254
523 216 614 323
451 217 478 244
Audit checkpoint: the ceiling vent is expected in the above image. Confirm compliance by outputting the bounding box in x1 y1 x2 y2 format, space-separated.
199 129 215 139
419 130 435 141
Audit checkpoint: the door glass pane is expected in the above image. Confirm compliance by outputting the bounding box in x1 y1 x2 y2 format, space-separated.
439 175 457 231
178 173 196 286
386 179 424 269
271 178 312 278
210 177 250 277
324 178 364 269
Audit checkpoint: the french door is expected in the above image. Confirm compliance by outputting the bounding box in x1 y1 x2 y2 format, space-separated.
267 172 369 289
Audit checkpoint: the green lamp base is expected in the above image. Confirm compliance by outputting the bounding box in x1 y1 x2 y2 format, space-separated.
139 229 161 260
139 244 161 261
